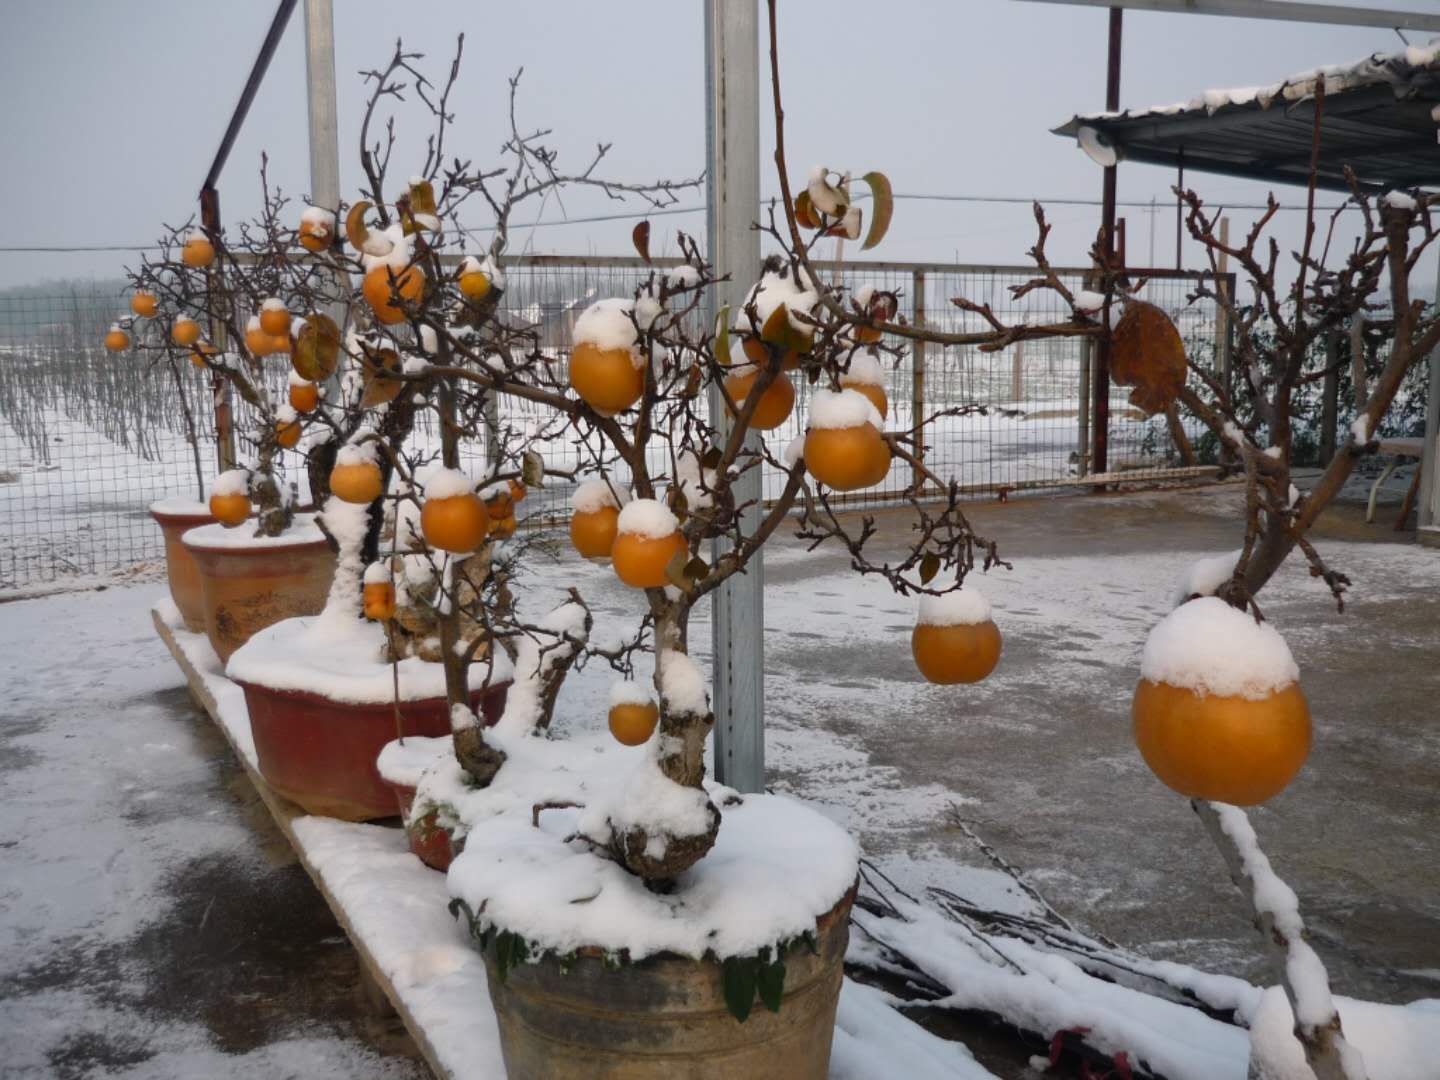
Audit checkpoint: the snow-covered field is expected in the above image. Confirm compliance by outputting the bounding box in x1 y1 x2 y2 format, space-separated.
0 373 1192 593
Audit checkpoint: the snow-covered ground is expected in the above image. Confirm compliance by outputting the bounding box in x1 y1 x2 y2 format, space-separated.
3 483 1437 1077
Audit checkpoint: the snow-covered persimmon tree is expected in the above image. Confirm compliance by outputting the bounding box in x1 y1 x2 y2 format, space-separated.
118 165 372 540
1110 87 1439 1079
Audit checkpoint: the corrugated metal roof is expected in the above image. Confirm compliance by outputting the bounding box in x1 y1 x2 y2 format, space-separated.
1053 41 1440 191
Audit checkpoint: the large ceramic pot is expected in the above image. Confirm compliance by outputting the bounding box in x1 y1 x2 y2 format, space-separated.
182 517 335 663
237 678 509 821
148 499 216 632
377 736 463 870
386 780 462 871
481 886 854 1080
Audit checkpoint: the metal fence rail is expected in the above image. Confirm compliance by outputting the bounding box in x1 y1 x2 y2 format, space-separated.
0 258 1230 589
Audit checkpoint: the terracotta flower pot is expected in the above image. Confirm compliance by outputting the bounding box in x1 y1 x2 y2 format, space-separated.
237 679 509 821
183 520 336 663
148 500 215 632
480 885 854 1080
385 780 462 871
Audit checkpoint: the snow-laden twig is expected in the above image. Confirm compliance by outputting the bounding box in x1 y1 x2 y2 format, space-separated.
1192 800 1368 1080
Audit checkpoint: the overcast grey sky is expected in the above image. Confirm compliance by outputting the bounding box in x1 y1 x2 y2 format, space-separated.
1 0 1436 292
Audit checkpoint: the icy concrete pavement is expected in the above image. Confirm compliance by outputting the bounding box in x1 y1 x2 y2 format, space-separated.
0 587 423 1079
754 483 1440 1008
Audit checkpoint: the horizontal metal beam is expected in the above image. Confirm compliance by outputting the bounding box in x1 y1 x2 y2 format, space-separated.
1014 0 1440 32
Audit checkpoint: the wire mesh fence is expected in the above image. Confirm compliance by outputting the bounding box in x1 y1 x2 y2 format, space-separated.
0 258 1230 590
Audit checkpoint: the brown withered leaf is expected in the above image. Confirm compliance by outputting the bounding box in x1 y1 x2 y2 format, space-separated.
632 220 651 264
292 313 341 381
919 552 940 585
521 451 545 488
1110 300 1187 416
359 346 402 408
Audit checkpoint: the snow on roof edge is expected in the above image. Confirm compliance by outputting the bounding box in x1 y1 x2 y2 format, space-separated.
1060 37 1440 130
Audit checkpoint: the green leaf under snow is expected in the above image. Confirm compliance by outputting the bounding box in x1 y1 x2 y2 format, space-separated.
722 956 758 1022
756 955 787 1013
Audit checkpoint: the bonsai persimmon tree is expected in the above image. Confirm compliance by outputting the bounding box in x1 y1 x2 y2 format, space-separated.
119 167 366 540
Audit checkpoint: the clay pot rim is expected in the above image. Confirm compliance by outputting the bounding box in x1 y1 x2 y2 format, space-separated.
481 881 858 967
149 505 215 525
235 676 515 713
182 530 333 556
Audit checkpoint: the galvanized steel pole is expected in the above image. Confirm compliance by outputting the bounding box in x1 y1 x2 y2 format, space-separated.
1419 268 1440 539
1091 6 1122 482
303 0 340 215
704 0 765 792
303 0 350 383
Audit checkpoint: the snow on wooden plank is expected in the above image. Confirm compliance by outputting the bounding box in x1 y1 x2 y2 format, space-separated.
153 599 980 1080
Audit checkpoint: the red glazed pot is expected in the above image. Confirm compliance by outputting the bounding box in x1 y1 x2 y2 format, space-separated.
184 523 336 663
238 679 510 821
149 500 216 632
386 780 462 871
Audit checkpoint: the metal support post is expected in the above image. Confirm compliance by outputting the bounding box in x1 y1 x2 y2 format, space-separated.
1091 6 1122 483
304 0 350 387
911 270 927 491
1419 269 1440 535
704 0 764 792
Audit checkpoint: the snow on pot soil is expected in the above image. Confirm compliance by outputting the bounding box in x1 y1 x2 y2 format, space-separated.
450 789 859 961
148 600 972 1079
181 513 326 551
226 612 513 704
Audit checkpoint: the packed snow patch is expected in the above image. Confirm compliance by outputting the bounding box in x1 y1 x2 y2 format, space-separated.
665 264 701 289
573 298 643 362
809 387 884 431
1174 549 1241 607
616 498 679 540
1248 986 1438 1080
334 442 376 467
839 353 886 387
210 468 249 498
183 514 327 551
609 680 655 708
572 477 628 514
746 264 819 337
362 561 391 586
658 648 707 714
577 758 716 847
300 204 335 228
449 788 859 962
1141 597 1299 699
917 588 993 627
377 735 452 790
149 496 210 515
422 467 476 501
1074 290 1107 314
